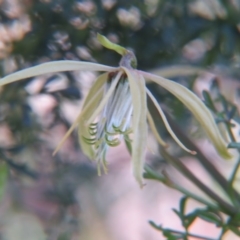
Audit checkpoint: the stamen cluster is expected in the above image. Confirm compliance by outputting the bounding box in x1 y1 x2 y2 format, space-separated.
83 72 133 174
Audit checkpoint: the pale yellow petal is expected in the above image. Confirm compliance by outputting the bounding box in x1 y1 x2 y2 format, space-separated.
53 74 106 155
0 61 117 86
140 71 232 159
123 67 147 188
147 88 196 154
78 73 108 159
147 110 168 148
86 71 122 125
52 111 83 156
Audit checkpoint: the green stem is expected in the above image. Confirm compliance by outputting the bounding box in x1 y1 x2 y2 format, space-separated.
225 120 240 188
164 111 240 204
229 156 240 187
150 221 217 240
161 148 236 215
224 120 240 209
144 166 219 210
174 184 219 211
225 122 236 143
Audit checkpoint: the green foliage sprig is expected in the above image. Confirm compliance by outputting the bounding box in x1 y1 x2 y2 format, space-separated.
145 81 240 239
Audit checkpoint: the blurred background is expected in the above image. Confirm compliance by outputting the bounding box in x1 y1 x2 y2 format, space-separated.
0 0 240 239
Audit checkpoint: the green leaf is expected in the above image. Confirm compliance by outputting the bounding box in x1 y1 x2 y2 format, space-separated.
173 197 197 229
219 95 229 113
162 230 179 240
143 166 165 181
149 221 178 240
149 221 162 231
202 90 217 112
179 196 188 216
172 208 182 219
196 209 222 225
184 214 197 228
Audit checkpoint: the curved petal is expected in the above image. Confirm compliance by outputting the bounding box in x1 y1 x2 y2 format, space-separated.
123 67 147 188
53 73 108 157
147 110 168 148
0 61 117 86
78 73 109 159
140 71 232 159
147 88 196 154
52 85 104 156
86 71 123 125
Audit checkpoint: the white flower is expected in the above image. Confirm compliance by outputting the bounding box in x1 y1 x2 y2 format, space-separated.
0 34 232 187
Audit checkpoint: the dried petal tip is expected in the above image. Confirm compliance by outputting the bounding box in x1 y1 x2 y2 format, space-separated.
97 33 128 56
190 150 197 155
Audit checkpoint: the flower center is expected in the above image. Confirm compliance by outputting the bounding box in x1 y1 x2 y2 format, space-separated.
84 72 133 174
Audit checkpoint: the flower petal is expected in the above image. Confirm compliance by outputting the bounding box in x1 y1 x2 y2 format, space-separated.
78 73 109 159
86 71 123 125
123 67 147 188
147 88 196 154
140 71 232 159
147 110 168 148
53 73 108 157
0 61 117 86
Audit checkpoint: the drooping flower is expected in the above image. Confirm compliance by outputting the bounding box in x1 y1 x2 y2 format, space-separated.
0 34 232 187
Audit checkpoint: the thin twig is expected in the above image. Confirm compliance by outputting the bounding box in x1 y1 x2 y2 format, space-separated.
149 221 217 240
229 156 240 187
164 111 240 203
144 166 219 210
0 151 39 179
225 121 240 188
161 148 236 215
